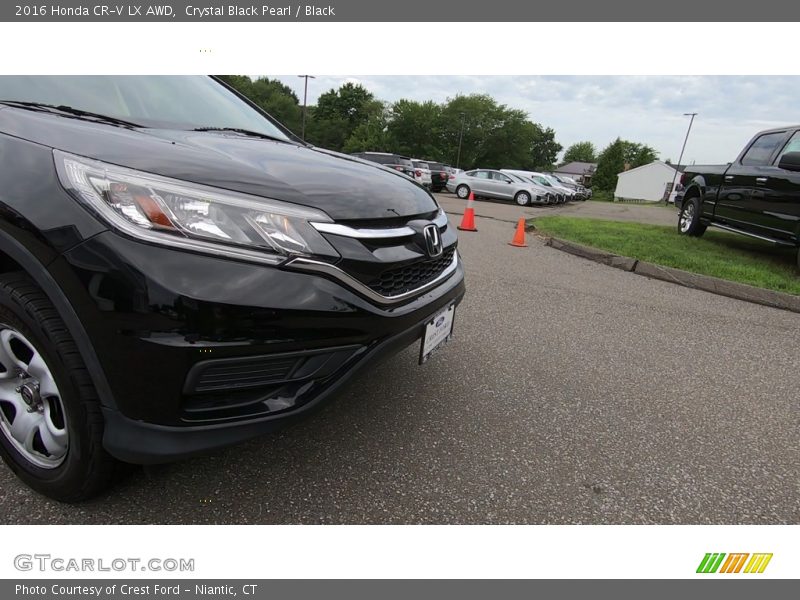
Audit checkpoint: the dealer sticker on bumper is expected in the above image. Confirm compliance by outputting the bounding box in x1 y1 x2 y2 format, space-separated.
419 304 455 364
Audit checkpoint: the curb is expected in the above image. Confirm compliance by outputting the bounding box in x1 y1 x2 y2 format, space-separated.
543 236 800 314
547 237 638 272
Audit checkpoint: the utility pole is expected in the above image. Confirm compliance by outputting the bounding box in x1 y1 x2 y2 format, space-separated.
298 75 315 141
667 112 697 204
456 112 466 169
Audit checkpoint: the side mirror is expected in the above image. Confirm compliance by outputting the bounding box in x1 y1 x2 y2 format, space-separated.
778 151 800 172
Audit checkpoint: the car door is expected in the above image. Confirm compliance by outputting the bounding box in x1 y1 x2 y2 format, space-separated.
751 130 800 242
715 130 789 234
469 170 493 196
488 171 514 199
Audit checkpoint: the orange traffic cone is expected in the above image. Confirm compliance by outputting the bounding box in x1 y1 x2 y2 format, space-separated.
457 192 478 232
508 217 528 247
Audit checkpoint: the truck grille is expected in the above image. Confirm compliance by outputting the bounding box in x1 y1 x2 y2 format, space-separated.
367 248 456 296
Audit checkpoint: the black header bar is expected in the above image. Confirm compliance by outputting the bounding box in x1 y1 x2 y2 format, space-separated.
2 0 797 22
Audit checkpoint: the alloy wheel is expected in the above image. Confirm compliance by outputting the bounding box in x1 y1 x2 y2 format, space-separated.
0 325 68 469
680 203 695 233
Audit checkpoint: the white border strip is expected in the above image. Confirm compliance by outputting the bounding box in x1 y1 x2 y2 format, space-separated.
1 525 797 579
0 22 799 75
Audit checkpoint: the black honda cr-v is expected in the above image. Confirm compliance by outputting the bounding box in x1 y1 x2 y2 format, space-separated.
0 76 464 501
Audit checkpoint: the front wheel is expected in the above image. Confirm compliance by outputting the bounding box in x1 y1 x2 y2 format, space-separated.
456 185 470 199
678 197 707 237
514 191 531 207
0 273 117 502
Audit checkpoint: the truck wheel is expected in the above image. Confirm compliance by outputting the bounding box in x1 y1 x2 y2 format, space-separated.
514 191 531 206
0 273 117 502
456 185 470 199
678 196 707 237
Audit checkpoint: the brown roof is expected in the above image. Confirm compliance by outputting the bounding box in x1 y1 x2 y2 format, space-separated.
555 161 597 175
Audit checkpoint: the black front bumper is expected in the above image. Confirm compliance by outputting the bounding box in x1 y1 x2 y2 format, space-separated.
100 300 461 463
56 230 465 463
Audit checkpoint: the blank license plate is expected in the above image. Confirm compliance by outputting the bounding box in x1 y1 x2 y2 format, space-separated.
419 304 455 364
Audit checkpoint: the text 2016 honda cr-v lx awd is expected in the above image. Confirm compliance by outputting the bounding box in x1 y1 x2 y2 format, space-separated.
0 76 464 501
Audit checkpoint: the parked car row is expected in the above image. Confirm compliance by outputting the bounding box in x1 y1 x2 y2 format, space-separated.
348 152 592 206
350 152 461 193
549 172 593 199
446 168 590 206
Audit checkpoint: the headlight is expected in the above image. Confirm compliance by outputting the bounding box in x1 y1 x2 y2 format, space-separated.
55 151 338 265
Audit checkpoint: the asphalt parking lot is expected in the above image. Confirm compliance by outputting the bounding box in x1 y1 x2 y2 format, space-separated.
1 199 798 524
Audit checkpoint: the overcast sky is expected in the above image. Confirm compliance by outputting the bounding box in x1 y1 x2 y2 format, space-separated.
269 75 800 165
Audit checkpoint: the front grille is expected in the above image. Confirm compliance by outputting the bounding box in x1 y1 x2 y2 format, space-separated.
367 247 455 296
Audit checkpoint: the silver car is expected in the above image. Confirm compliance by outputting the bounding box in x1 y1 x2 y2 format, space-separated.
411 159 433 188
452 169 550 206
499 170 560 204
502 170 574 202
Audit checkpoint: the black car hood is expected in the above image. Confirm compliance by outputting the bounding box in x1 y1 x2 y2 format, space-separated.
0 108 437 220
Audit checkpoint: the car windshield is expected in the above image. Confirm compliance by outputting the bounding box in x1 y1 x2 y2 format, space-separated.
414 162 429 169
0 75 292 141
396 158 414 168
428 162 445 170
533 176 552 186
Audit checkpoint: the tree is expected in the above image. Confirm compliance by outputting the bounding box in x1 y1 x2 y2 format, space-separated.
386 99 443 159
215 75 302 135
626 142 658 167
306 82 377 151
216 75 253 96
315 83 375 123
432 94 560 169
342 102 391 153
529 126 562 170
593 138 660 192
210 78 568 167
562 141 597 164
246 77 302 133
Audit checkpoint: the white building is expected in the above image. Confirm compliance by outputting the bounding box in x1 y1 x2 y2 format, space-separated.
614 161 683 202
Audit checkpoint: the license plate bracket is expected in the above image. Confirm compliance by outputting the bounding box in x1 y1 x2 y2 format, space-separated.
419 304 455 364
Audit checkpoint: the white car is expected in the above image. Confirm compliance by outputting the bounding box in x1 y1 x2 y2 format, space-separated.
411 159 433 188
502 170 575 202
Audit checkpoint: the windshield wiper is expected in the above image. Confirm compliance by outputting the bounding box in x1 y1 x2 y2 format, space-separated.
192 127 290 143
0 100 142 128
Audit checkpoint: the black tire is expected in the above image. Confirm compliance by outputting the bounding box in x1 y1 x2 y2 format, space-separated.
514 191 531 207
0 272 117 502
678 196 707 237
456 184 470 199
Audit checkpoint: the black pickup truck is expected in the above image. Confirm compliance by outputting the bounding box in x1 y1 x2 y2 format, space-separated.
676 125 800 265
675 125 800 266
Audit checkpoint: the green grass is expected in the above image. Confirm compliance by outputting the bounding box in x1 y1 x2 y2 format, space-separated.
531 216 800 295
588 190 614 202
